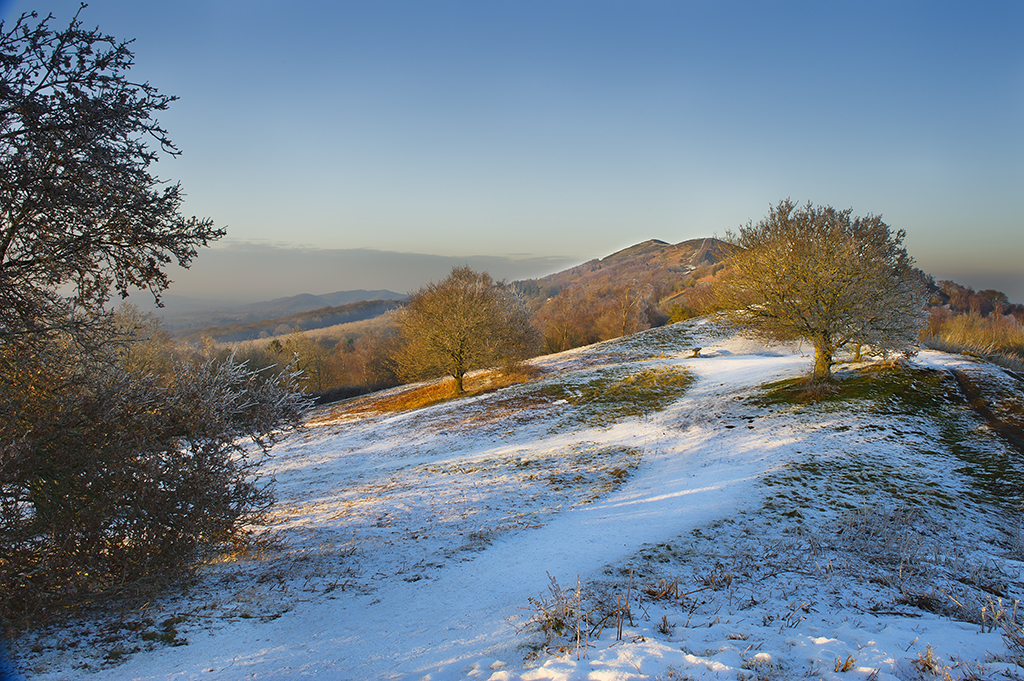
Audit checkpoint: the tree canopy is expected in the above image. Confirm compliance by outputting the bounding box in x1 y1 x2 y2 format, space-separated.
0 8 222 340
394 266 540 393
720 199 926 380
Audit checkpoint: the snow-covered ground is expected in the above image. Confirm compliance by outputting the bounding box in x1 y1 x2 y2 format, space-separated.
13 320 1024 680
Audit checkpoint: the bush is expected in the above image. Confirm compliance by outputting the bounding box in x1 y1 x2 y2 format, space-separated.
0 336 310 630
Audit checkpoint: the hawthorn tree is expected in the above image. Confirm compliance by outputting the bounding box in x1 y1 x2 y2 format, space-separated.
720 199 926 381
0 10 308 625
394 266 540 392
0 8 223 340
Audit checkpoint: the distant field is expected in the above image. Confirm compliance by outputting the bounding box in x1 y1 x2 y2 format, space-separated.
180 299 403 344
224 311 398 352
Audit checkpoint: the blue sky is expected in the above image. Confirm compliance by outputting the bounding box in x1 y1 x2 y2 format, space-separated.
5 1 1023 302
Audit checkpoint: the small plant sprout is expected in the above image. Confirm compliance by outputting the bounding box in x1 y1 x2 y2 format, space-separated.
834 655 856 673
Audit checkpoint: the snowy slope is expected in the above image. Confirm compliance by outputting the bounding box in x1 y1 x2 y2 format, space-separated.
14 320 1024 680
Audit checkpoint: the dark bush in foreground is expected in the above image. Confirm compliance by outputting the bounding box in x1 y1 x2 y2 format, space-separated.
0 340 310 630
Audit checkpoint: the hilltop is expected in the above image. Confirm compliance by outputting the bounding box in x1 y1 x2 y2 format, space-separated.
517 237 735 308
15 320 1024 680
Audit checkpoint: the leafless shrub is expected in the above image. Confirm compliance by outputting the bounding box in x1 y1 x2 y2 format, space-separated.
0 338 311 629
520 572 649 659
521 574 593 658
906 644 982 680
655 665 696 680
1001 618 1024 665
700 562 735 591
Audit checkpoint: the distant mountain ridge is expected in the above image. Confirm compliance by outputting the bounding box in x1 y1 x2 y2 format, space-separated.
159 289 405 331
242 289 406 314
167 240 734 345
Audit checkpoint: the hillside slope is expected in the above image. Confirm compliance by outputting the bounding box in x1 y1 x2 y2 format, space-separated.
15 322 1024 680
517 237 735 307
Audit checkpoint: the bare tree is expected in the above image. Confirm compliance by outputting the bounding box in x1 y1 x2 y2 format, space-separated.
394 266 540 392
597 280 654 340
112 303 179 376
0 8 222 340
535 286 596 353
282 330 342 394
720 199 926 381
0 10 308 624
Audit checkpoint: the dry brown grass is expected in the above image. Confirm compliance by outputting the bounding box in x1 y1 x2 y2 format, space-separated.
923 311 1024 374
319 365 544 420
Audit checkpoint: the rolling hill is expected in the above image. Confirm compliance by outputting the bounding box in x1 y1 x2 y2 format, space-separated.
17 320 1024 679
516 237 735 308
157 289 406 332
165 239 735 347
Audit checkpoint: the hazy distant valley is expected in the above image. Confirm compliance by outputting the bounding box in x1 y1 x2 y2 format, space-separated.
161 238 733 342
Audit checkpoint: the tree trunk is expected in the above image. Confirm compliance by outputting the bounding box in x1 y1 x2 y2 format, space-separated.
453 373 464 393
812 341 833 381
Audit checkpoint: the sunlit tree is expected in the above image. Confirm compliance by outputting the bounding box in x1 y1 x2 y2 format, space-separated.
719 199 926 380
394 267 540 392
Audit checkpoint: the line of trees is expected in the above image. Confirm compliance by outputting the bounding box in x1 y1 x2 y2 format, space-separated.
533 279 657 353
247 198 945 395
931 281 1024 321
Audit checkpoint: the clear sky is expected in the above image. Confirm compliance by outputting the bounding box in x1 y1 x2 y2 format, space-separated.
5 1 1024 303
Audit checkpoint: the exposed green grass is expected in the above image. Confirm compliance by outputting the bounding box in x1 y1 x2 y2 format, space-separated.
599 322 700 359
943 369 1024 508
762 451 959 513
539 366 695 427
755 363 960 415
756 361 1024 509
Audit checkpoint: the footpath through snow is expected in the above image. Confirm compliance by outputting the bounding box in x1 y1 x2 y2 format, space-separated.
15 321 1024 680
